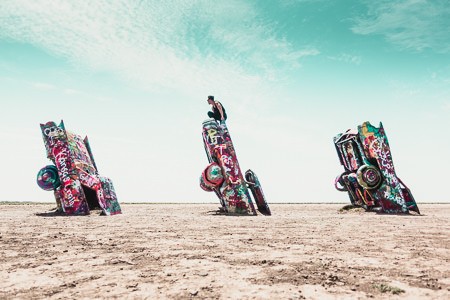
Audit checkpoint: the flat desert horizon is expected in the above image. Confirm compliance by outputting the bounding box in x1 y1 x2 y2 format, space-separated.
0 203 449 299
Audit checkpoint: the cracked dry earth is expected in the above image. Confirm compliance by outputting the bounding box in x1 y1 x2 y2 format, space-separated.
0 203 449 299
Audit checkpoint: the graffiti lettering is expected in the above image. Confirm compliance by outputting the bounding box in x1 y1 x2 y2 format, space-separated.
54 148 71 184
215 144 226 155
64 187 75 207
207 128 221 145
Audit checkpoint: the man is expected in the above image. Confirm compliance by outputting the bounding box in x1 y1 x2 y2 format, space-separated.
207 95 227 124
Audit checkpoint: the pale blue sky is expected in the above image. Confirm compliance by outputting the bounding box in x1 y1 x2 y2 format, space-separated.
0 0 449 203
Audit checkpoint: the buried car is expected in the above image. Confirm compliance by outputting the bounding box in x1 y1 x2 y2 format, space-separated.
37 120 121 215
333 121 419 214
200 119 271 215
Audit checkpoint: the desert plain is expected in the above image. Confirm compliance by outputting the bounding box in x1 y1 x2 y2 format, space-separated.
0 203 449 299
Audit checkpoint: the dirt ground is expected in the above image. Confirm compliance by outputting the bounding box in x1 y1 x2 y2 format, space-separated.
0 203 449 299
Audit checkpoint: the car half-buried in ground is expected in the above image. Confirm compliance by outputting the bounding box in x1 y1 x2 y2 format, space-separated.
37 120 121 215
333 121 419 214
200 119 271 216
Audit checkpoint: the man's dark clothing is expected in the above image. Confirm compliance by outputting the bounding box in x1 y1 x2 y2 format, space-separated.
208 101 227 122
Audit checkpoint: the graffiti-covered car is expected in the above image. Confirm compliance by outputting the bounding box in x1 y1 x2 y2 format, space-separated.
200 119 271 215
37 120 121 215
333 121 419 214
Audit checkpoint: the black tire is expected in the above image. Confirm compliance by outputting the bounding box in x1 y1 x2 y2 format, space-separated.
356 165 381 190
334 173 348 192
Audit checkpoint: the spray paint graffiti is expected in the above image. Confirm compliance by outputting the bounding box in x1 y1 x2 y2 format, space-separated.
333 121 420 214
37 120 121 215
200 119 271 216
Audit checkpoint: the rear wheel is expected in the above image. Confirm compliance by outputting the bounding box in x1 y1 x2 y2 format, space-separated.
37 165 61 191
357 165 381 190
200 162 224 190
199 176 213 192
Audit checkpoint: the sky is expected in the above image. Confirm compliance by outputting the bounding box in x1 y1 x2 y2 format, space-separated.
0 0 449 204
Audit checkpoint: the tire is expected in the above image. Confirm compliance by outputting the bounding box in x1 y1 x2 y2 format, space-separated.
36 165 61 191
356 165 381 190
334 173 348 192
201 162 224 190
199 176 214 192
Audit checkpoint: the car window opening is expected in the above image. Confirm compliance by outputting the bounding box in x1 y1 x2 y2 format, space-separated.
82 185 100 210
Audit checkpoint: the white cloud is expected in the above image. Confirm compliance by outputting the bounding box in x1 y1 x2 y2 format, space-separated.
0 0 310 100
386 75 450 114
327 53 362 65
32 82 55 91
351 0 450 53
279 0 327 7
29 79 109 101
63 88 80 95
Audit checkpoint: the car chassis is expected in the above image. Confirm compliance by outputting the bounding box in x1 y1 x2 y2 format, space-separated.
200 119 271 216
37 120 121 215
333 121 420 214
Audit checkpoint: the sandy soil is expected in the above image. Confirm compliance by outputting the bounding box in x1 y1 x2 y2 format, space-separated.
0 203 449 299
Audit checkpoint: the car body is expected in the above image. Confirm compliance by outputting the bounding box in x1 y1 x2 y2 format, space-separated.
333 121 419 214
200 119 271 215
37 120 121 215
